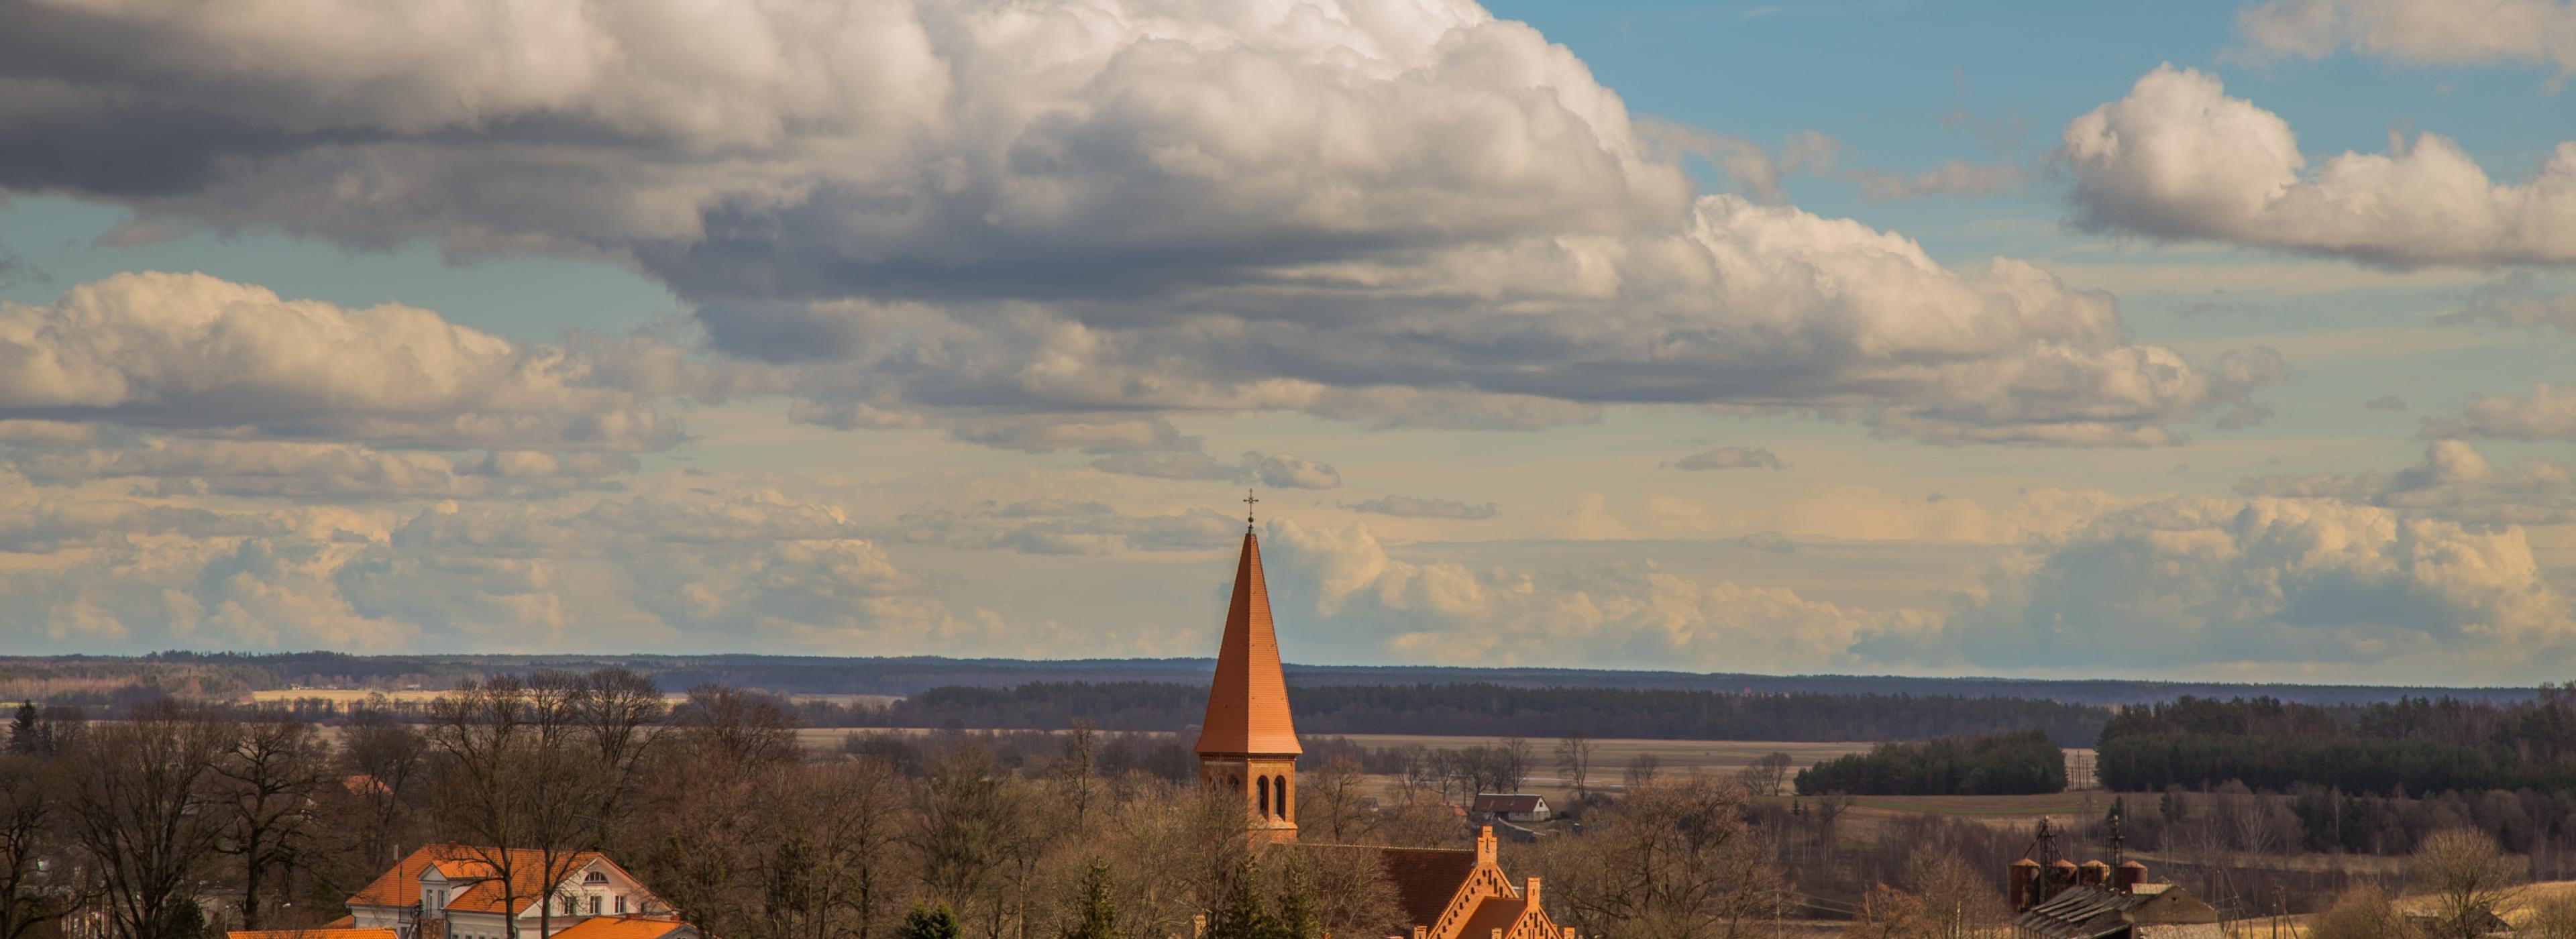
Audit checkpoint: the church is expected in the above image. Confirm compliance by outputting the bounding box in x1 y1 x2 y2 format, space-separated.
1191 510 1574 939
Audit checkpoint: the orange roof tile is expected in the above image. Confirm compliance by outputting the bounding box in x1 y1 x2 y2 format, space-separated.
348 844 616 916
1455 897 1528 939
549 919 692 939
229 930 397 939
1195 531 1299 757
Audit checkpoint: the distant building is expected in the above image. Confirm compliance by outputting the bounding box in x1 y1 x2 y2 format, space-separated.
1193 516 1572 939
2008 857 2218 939
252 844 692 939
1469 795 1551 823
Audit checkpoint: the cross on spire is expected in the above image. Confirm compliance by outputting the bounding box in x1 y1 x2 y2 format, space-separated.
1243 488 1258 529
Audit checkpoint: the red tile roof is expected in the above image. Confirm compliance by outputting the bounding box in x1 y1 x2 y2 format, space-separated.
229 930 396 939
549 918 690 939
1455 897 1528 939
1195 531 1300 757
349 844 610 916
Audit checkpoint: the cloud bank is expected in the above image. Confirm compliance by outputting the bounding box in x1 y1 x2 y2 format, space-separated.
0 1 2269 447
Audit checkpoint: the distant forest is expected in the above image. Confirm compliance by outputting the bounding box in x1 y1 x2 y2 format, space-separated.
1792 730 2068 795
2095 689 2576 793
820 681 2115 744
0 651 2541 708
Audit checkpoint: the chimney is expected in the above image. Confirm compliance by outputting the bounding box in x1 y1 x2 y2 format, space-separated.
1193 915 1207 938
2114 861 2148 894
1414 928 1428 939
1525 877 1542 908
1477 826 1498 864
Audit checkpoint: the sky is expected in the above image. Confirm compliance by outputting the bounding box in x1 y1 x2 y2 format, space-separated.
1 0 2573 683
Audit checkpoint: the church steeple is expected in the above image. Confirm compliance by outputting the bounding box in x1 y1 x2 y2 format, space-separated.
1196 523 1299 839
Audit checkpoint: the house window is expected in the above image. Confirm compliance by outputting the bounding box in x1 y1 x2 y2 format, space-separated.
561 896 577 915
588 896 600 916
616 896 628 915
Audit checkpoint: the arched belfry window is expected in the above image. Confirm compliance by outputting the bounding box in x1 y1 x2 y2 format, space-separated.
1256 775 1271 817
1275 775 1289 818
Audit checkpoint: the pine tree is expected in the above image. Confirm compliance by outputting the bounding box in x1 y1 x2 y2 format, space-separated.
1063 864 1123 939
1273 860 1321 939
5 702 35 755
1204 861 1282 939
900 903 963 939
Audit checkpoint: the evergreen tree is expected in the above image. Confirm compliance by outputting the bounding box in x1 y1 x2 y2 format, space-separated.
5 703 33 755
1204 861 1283 939
1063 864 1123 939
900 903 963 939
1273 859 1321 939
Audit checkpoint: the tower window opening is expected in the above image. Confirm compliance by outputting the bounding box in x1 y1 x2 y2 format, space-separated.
1257 775 1271 817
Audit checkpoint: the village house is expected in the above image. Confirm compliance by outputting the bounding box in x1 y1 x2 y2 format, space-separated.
1468 795 1552 824
230 845 695 939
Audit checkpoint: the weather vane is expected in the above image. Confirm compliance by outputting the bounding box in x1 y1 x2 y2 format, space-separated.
1244 488 1258 529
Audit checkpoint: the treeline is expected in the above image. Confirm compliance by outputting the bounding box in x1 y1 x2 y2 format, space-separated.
2096 689 2576 793
0 672 1856 939
829 682 2112 745
1792 732 2066 795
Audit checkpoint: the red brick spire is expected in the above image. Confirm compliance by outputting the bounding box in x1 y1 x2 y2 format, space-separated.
1195 529 1300 756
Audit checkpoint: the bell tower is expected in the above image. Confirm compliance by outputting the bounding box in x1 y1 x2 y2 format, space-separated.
1195 494 1299 841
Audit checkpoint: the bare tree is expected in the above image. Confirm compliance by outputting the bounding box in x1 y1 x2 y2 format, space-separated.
427 674 599 939
1903 851 2004 939
2526 891 2576 939
2412 828 2523 939
2308 886 2402 939
672 685 802 767
0 756 88 939
62 702 233 939
1736 753 1792 799
214 717 331 930
574 667 667 838
1553 736 1595 801
1623 753 1662 789
1495 737 1534 793
339 705 427 872
1527 775 1780 939
1297 757 1372 844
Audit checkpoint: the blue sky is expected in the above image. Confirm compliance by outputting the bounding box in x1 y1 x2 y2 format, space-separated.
1 0 2573 683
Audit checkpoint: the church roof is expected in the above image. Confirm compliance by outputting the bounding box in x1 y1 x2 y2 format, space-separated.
1293 844 1479 930
1456 897 1529 939
1195 529 1300 757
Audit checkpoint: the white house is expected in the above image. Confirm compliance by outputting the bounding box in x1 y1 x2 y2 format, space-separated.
1468 793 1552 822
341 845 691 939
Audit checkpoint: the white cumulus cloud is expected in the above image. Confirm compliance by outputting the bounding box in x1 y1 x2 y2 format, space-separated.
2065 65 2576 266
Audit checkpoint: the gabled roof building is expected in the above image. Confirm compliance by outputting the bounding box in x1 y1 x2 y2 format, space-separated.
319 844 689 939
1194 512 1572 939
